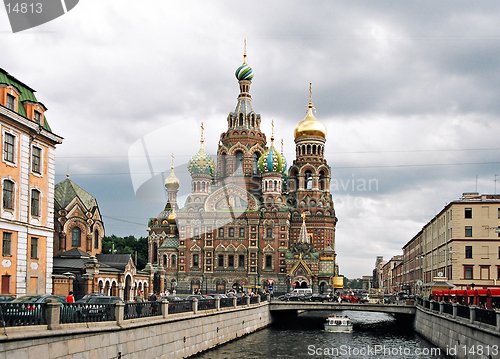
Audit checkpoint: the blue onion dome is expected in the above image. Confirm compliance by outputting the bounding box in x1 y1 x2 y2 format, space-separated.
188 146 215 176
258 140 287 174
235 62 254 81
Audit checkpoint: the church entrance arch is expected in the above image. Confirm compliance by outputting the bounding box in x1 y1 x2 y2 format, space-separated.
232 281 242 292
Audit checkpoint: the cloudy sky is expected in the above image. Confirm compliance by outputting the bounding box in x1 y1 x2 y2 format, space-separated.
2 1 500 278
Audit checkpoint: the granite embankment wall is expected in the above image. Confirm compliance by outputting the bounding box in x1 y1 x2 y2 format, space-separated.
414 306 500 359
0 302 271 359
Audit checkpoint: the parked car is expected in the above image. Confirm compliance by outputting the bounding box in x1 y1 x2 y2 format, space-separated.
211 294 228 299
78 296 123 321
5 295 66 325
308 293 328 302
0 295 15 302
75 293 107 303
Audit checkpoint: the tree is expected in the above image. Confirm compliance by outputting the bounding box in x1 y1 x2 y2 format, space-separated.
102 235 148 269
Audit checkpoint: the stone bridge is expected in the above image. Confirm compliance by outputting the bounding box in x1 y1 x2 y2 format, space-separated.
269 300 416 319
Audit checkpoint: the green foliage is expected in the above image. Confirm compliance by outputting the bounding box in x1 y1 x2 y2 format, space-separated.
102 235 148 269
342 276 363 289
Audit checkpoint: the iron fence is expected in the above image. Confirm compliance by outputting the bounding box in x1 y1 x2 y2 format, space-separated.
220 298 234 308
198 299 216 311
236 297 246 306
456 305 470 320
168 300 192 314
124 302 161 319
475 307 497 327
250 296 259 304
0 302 46 326
442 303 453 315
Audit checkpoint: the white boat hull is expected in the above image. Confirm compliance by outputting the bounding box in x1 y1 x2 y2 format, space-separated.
324 323 353 332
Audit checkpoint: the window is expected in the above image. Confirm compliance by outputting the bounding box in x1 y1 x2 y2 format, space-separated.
4 133 14 163
238 254 245 268
30 189 40 216
71 227 81 247
218 228 224 238
163 255 167 266
193 228 199 237
239 228 245 237
32 146 41 174
30 237 38 259
265 255 272 268
235 151 244 175
465 246 472 259
228 255 234 267
464 266 473 280
33 110 41 124
465 226 472 237
171 254 176 267
94 230 99 249
2 233 12 256
464 208 472 219
253 152 260 175
193 254 199 267
6 94 15 111
218 254 224 267
228 228 234 237
266 228 272 238
498 208 500 219
2 180 14 209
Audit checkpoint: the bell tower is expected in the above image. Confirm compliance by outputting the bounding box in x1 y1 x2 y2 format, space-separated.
216 43 266 195
288 84 337 253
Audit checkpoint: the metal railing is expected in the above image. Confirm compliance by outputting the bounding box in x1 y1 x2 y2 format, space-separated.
475 307 496 326
124 302 162 319
442 302 453 315
236 297 246 306
168 300 192 314
0 302 46 326
250 296 259 304
456 305 470 320
198 299 216 311
220 298 234 308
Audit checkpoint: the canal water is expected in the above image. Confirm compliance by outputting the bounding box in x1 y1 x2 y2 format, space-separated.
192 311 450 358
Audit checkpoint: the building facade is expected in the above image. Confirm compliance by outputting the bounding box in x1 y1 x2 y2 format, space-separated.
0 68 63 296
401 192 500 293
148 54 339 295
52 177 152 301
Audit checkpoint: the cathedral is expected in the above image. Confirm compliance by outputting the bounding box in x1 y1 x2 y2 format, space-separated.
147 51 339 295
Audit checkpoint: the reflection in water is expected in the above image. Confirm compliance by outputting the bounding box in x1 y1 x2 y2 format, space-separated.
192 311 449 359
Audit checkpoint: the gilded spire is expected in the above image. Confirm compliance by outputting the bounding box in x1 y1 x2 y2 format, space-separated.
281 139 284 155
200 122 204 148
165 152 180 189
298 212 310 243
271 119 275 143
243 39 247 64
171 152 174 169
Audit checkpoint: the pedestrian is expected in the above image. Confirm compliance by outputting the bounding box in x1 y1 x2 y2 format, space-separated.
135 290 144 316
66 291 75 303
150 291 158 314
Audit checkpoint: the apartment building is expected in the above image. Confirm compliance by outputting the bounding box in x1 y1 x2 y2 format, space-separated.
1 68 63 296
402 193 500 292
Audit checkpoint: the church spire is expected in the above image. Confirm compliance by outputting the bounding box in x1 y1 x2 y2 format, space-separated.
297 213 310 244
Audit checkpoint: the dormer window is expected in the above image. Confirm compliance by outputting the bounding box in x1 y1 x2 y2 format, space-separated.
34 110 41 124
6 94 15 111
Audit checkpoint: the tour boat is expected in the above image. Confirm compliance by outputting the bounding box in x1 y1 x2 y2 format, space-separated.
324 314 353 332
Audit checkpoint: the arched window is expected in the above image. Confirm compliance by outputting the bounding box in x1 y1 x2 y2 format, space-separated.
153 243 158 263
253 152 260 174
220 153 227 178
71 227 81 247
305 170 313 190
266 228 272 238
193 254 199 267
163 255 167 266
319 170 326 191
94 229 99 249
171 254 177 267
235 151 244 175
239 113 243 126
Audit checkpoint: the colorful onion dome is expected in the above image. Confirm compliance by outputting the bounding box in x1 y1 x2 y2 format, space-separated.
188 146 215 176
258 140 287 174
235 62 254 81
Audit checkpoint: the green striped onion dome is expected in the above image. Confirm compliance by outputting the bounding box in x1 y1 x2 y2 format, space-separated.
235 63 254 81
258 143 287 174
187 147 215 176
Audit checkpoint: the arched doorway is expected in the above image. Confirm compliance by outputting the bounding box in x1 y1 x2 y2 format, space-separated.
124 275 132 301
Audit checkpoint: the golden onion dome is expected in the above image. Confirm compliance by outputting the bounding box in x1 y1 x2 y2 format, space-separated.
294 106 327 139
164 167 180 190
167 208 177 224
